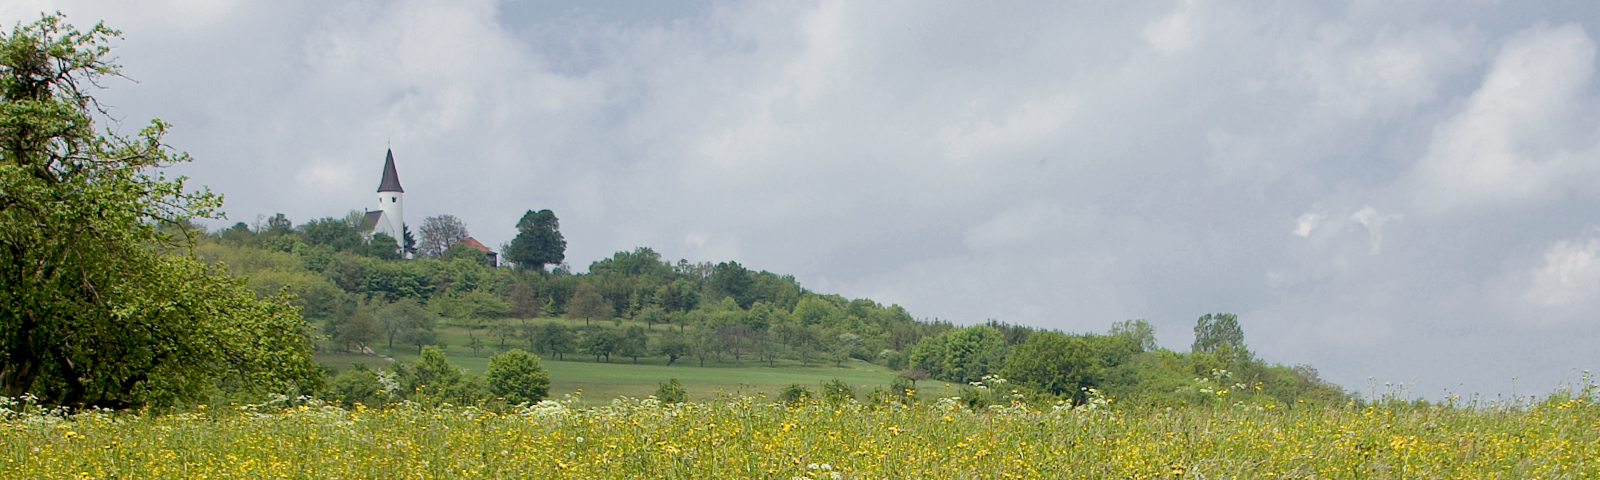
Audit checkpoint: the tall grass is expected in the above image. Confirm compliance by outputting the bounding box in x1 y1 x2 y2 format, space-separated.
3 383 1596 479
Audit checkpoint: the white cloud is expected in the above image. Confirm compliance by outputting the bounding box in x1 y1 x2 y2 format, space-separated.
1523 233 1600 309
1350 206 1401 255
1293 211 1323 237
1412 24 1600 213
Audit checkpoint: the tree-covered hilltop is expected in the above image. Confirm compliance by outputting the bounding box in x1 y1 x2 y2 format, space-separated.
203 212 1348 407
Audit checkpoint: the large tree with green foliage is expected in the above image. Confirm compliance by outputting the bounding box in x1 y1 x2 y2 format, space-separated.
999 331 1104 402
504 209 564 271
1192 313 1245 353
0 15 319 408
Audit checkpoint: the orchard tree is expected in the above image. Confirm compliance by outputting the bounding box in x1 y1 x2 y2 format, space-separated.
504 209 565 271
0 15 319 408
565 282 613 324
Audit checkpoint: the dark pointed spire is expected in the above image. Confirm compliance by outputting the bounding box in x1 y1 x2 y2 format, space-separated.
377 149 404 193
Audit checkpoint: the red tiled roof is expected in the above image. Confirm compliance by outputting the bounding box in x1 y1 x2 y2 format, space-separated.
457 237 493 253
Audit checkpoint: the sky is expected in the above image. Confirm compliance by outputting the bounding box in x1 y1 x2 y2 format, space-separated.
7 0 1599 398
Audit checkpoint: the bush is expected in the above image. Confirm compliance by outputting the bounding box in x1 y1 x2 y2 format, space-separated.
779 384 812 405
320 364 387 407
822 379 856 405
654 378 688 403
485 349 550 405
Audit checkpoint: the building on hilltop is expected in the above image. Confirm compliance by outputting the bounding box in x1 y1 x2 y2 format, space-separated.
363 149 406 249
455 237 499 268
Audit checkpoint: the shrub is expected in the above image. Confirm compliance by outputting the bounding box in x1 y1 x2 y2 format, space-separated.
654 378 688 403
485 349 550 405
779 384 812 405
822 379 856 405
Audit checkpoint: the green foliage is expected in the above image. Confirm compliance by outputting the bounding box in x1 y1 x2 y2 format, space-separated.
1193 313 1245 354
441 242 489 265
653 378 688 403
820 379 856 405
485 349 549 405
999 331 1104 402
778 384 812 405
378 299 438 351
321 364 387 407
0 15 318 408
909 326 1009 384
428 289 509 320
580 326 622 363
504 209 565 271
565 282 614 321
619 326 649 363
529 321 577 360
653 331 692 366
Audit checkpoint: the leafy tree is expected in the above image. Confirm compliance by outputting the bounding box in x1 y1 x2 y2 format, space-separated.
0 15 319 408
399 346 477 402
417 214 469 258
716 323 755 366
619 325 649 363
999 331 1104 402
364 232 402 260
654 331 692 366
908 325 1008 383
1110 319 1158 352
330 309 379 352
653 279 700 313
1192 313 1244 353
706 261 754 307
503 283 541 318
467 333 485 357
484 348 549 404
565 282 613 324
528 321 575 360
400 327 440 355
504 209 565 271
580 326 622 363
378 299 437 350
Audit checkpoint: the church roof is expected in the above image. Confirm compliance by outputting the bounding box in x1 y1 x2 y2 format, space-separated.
377 149 404 193
361 210 384 232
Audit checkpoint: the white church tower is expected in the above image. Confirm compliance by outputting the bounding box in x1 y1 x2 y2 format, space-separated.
371 149 405 247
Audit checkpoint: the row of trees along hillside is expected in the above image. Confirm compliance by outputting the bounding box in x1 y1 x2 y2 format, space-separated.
202 210 1350 407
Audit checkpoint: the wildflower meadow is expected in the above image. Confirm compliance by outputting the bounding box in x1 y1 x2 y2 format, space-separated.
3 380 1597 480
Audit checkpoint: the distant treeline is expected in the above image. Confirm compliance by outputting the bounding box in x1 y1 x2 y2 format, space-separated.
202 211 1348 407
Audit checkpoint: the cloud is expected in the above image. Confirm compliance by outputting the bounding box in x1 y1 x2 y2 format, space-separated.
1412 24 1600 214
1523 232 1600 310
1350 206 1401 255
1293 211 1323 237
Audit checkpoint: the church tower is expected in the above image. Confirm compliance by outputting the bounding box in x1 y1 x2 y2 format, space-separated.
373 149 405 247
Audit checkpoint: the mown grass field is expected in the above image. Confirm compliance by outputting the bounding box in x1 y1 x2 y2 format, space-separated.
316 316 966 403
4 391 1596 479
317 350 961 403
